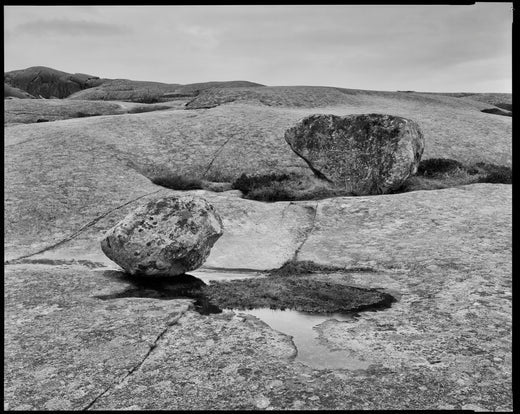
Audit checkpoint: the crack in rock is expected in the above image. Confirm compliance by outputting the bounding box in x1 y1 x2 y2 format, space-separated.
5 189 163 264
82 310 187 411
293 201 319 261
201 135 234 178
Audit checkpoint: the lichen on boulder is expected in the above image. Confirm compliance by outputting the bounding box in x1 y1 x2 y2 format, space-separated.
100 195 223 276
284 113 424 195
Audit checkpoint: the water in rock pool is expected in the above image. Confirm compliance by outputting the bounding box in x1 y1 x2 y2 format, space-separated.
95 269 373 370
232 307 371 371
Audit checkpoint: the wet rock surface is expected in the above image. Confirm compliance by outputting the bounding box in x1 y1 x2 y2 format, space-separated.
285 113 424 195
101 195 223 276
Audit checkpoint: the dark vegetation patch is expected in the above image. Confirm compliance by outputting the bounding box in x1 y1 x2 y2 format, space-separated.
132 96 160 104
481 108 512 117
232 172 346 201
495 102 512 112
150 173 204 190
75 111 102 118
472 162 512 184
126 105 171 114
416 158 465 177
392 158 512 193
146 157 510 198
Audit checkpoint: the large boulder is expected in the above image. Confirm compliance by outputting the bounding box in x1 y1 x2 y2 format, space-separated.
101 195 223 276
284 113 424 195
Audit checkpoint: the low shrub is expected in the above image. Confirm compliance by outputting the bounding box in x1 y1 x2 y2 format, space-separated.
481 108 512 117
246 183 295 201
133 96 160 104
495 102 512 112
127 105 171 114
232 172 342 201
479 171 512 184
150 173 203 190
416 158 465 177
473 162 512 184
396 158 512 192
233 173 291 193
75 112 102 118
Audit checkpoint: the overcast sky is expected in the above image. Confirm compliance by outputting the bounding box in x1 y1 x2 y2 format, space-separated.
4 4 512 92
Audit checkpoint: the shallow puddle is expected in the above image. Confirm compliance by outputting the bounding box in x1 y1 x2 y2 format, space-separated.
233 308 371 371
96 269 376 370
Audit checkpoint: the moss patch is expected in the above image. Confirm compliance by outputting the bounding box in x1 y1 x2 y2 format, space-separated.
268 259 374 277
202 260 393 314
201 276 395 313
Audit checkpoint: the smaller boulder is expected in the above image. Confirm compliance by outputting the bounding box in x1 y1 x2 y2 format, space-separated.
101 195 223 276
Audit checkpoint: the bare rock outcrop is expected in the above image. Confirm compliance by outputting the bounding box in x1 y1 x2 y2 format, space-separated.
101 195 223 276
284 113 424 195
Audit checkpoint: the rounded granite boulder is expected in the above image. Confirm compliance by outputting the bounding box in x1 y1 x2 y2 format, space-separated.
284 113 424 195
101 195 223 276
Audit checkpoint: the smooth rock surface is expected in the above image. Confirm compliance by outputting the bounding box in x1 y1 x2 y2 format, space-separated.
285 113 424 194
101 195 223 276
4 184 512 410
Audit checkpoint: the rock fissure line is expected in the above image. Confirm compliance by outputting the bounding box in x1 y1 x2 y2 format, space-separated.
201 135 235 178
293 201 319 261
5 190 163 264
83 311 186 411
285 141 334 183
280 201 293 223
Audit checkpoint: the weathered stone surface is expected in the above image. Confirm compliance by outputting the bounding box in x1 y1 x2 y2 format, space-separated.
4 265 192 411
101 195 223 276
4 184 512 410
284 113 424 195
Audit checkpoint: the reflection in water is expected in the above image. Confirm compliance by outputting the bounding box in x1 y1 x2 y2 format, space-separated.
234 308 371 371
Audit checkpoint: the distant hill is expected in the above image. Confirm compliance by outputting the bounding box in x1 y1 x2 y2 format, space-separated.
69 80 264 102
4 66 105 99
412 91 512 112
167 80 265 97
185 86 512 115
5 66 264 102
67 79 182 102
185 86 366 109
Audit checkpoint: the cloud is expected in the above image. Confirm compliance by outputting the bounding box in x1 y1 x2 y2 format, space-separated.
13 19 130 37
176 24 220 49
